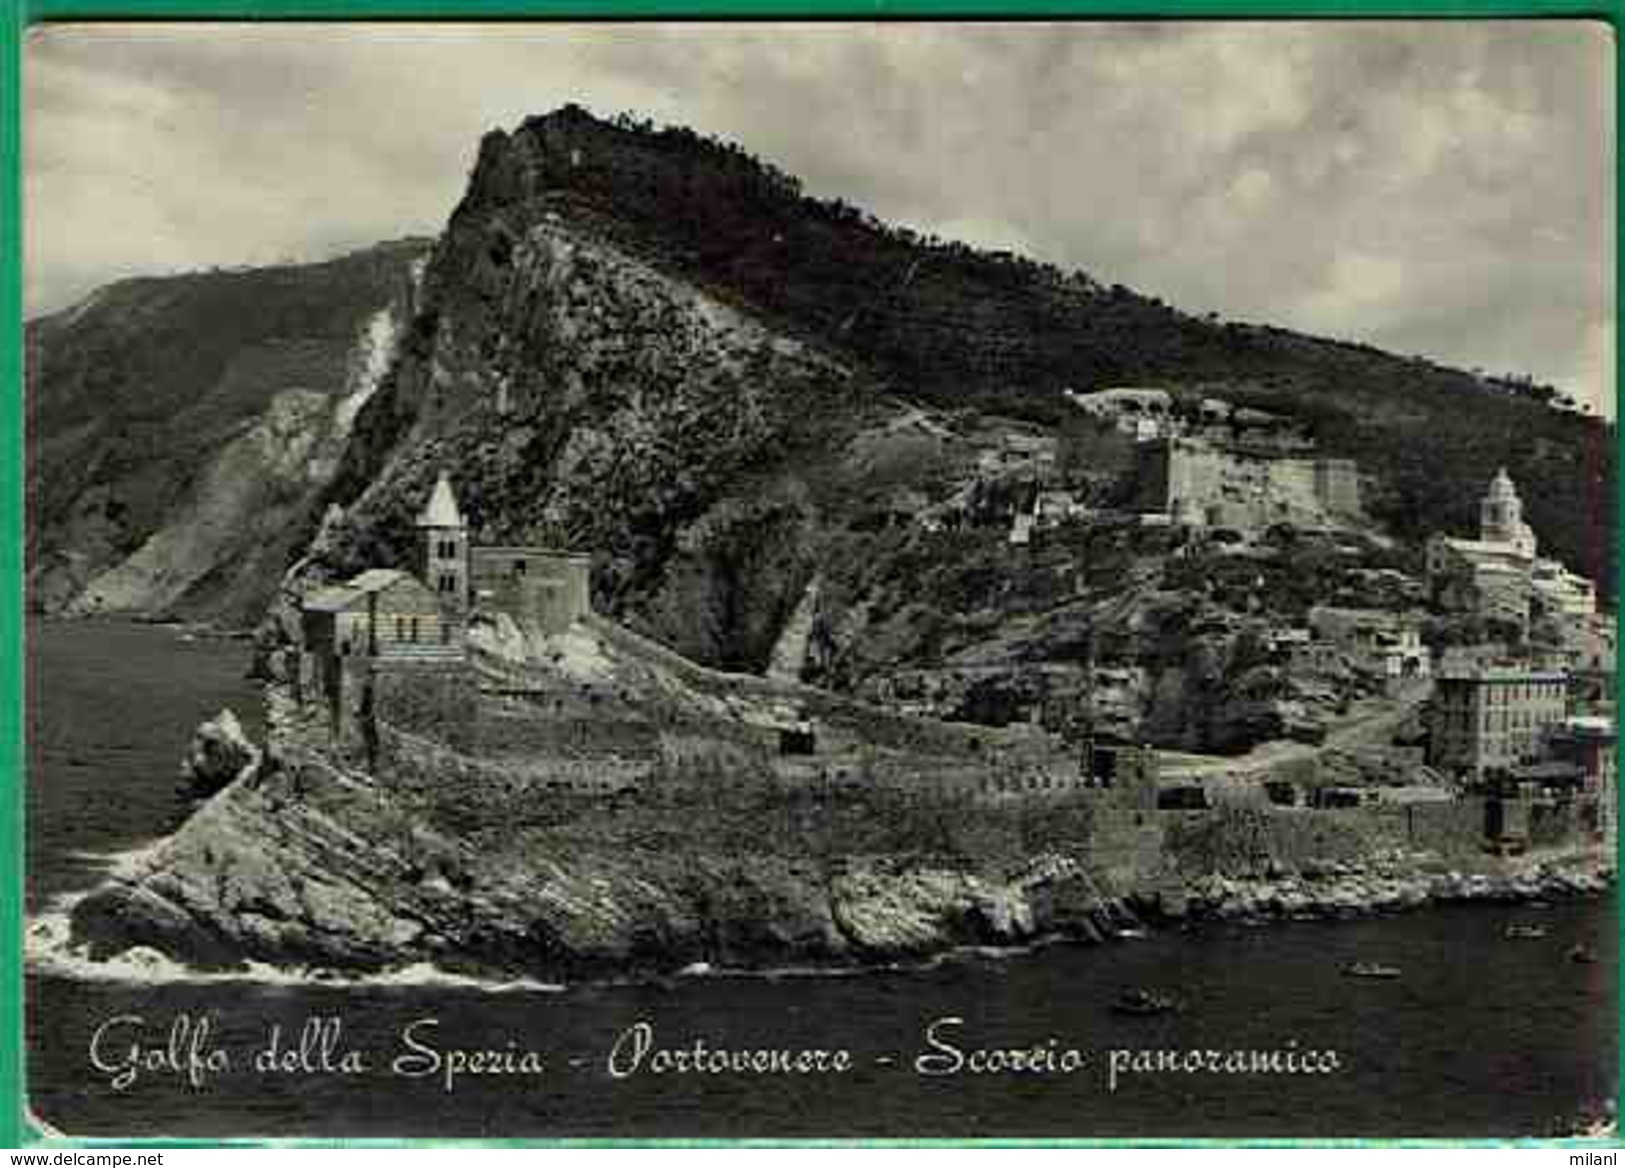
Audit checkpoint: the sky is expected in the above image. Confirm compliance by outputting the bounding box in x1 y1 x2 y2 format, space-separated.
24 21 1617 417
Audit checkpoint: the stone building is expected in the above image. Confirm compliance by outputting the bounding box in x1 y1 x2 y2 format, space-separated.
470 547 592 636
1034 489 1085 528
418 473 469 607
1530 557 1598 620
411 470 592 635
1481 466 1539 556
1307 606 1429 680
298 471 592 747
1081 732 1159 811
1427 469 1536 599
297 567 467 758
1427 660 1570 780
1546 716 1617 792
1546 716 1618 842
301 569 457 663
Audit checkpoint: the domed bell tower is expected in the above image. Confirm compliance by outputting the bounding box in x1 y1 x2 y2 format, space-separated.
1479 467 1536 559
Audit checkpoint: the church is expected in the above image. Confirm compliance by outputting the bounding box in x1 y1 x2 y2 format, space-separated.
299 471 591 697
415 471 592 638
1426 468 1596 627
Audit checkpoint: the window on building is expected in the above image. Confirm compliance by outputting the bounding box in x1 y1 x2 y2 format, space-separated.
410 617 420 643
514 559 527 576
393 617 405 641
439 573 457 594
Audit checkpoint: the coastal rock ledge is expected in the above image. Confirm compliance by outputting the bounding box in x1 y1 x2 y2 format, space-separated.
67 724 1614 981
67 733 1144 978
1150 856 1615 925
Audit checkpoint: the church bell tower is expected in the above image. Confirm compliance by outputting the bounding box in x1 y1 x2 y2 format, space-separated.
417 471 468 615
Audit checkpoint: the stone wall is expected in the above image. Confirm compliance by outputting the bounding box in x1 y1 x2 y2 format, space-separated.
1135 439 1361 529
471 548 590 634
1266 459 1321 522
477 698 664 757
1058 416 1140 484
371 659 480 753
1314 459 1361 515
1159 795 1600 876
1088 804 1168 891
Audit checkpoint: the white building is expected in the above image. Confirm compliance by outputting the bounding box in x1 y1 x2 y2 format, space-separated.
1531 557 1597 618
1426 468 1596 627
1063 387 1176 441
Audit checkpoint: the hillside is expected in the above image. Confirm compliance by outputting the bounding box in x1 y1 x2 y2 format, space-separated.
428 105 1613 595
26 238 433 625
30 104 1613 648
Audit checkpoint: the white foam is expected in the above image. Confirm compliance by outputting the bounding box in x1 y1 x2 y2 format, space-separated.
28 857 565 995
28 911 567 995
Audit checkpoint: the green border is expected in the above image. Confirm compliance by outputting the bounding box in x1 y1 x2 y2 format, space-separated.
2 1 1620 1150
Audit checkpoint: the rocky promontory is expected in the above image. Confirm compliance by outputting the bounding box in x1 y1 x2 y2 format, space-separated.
67 708 1614 982
70 711 1138 978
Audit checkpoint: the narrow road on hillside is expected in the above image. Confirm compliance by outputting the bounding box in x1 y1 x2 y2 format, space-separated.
1159 680 1432 779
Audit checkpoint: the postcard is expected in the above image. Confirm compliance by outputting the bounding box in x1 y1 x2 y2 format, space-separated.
19 18 1618 1141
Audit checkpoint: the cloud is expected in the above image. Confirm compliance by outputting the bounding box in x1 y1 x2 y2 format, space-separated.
23 20 1615 417
1297 250 1410 334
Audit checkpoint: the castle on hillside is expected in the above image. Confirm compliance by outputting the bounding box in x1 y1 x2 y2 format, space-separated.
1133 437 1361 530
1426 468 1597 628
1060 386 1360 530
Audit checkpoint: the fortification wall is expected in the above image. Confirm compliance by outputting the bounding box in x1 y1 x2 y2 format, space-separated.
468 753 651 794
371 659 480 753
584 613 1013 758
476 699 663 757
1315 459 1361 515
1060 417 1140 483
1163 798 1514 876
1088 805 1167 891
1267 459 1322 519
1135 439 1362 529
374 723 649 828
1392 797 1492 855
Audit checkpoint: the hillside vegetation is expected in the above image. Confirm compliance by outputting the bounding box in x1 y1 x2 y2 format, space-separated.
26 239 432 622
458 106 1612 595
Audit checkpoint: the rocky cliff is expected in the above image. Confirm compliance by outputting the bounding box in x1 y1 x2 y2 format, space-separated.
69 692 1135 978
303 207 867 672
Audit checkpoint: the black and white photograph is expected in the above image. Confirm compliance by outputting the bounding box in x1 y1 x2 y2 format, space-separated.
20 20 1619 1140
